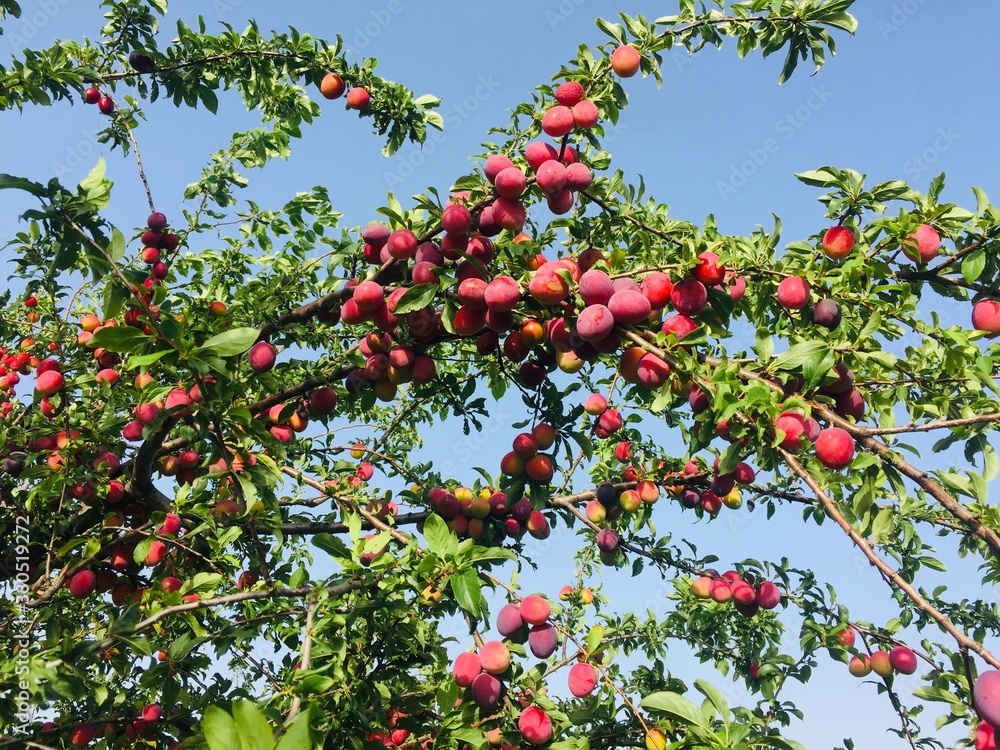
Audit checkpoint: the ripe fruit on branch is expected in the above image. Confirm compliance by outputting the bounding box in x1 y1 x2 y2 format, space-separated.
584 393 608 415
555 81 584 106
568 661 597 697
536 160 568 195
70 724 94 747
528 261 571 304
35 369 64 396
144 540 168 566
611 44 641 77
528 622 558 658
525 141 558 171
579 268 614 306
67 569 97 598
902 223 940 263
973 299 1000 335
690 576 712 599
497 603 524 637
776 276 810 310
572 100 599 129
248 341 277 373
889 645 917 675
814 427 855 470
709 578 732 602
870 650 892 677
810 298 842 330
495 166 527 198
976 722 996 750
608 289 651 324
451 651 483 687
834 625 856 648
157 513 182 536
518 705 553 745
848 654 871 677
320 72 346 99
526 510 551 539
479 641 511 674
565 162 593 190
471 672 503 711
975 670 1000 730
347 86 370 110
645 729 668 750
541 105 574 137
670 279 708 316
576 304 614 342
141 704 162 722
662 313 698 342
98 96 115 114
147 212 168 231
165 387 193 416
822 226 855 259
492 197 527 231
596 528 619 554
129 51 156 73
692 251 726 285
520 594 551 625
755 581 781 609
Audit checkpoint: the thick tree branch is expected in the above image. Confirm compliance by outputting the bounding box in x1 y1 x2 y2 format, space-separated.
779 447 999 669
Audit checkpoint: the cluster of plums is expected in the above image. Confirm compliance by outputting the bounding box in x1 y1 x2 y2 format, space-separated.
44 701 166 747
689 570 782 618
451 594 600 746
424 486 551 544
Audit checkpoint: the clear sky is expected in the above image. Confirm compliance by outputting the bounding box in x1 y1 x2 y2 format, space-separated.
3 2 1000 748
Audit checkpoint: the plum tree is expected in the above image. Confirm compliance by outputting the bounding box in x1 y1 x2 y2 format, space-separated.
3 2 1000 749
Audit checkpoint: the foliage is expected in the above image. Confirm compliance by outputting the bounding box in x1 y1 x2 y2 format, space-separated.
1 1 999 749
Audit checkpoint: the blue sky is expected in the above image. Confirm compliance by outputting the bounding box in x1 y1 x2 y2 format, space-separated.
3 1 1000 747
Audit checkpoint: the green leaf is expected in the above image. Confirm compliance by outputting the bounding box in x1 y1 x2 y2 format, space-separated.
587 624 604 656
962 248 986 285
694 678 730 735
132 538 152 565
641 691 709 728
755 331 774 361
0 173 46 197
107 227 126 261
422 513 456 558
193 327 260 357
794 168 840 187
913 686 964 705
128 349 172 368
449 569 483 618
88 325 152 353
391 284 438 316
774 341 833 378
275 711 312 750
203 706 241 750
200 87 219 114
717 444 742 476
313 532 352 561
232 701 275 750
78 157 111 210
